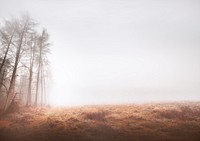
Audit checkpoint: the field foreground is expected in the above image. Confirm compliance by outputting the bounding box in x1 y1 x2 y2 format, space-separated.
0 102 200 141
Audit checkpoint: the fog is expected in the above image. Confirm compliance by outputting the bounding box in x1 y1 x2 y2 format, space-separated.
1 0 200 106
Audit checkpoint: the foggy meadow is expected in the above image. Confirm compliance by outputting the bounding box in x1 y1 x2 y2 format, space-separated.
1 0 200 141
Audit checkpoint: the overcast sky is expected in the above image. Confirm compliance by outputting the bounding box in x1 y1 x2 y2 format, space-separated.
0 0 200 106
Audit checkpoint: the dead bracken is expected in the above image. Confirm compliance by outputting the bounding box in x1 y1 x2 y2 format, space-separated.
1 102 200 141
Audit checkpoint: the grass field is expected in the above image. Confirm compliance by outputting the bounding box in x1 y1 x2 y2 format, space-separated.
0 102 200 141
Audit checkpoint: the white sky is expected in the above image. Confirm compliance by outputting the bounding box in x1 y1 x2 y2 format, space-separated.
0 0 200 106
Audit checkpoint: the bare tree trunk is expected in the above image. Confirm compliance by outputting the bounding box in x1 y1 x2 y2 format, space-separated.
40 67 43 106
0 69 6 96
35 63 40 106
26 39 36 106
0 30 15 94
4 52 19 110
34 29 50 107
41 64 45 105
35 46 42 106
0 30 15 74
26 67 32 106
43 72 46 105
4 22 27 111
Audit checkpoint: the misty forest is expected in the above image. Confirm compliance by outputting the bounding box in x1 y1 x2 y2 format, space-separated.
0 15 50 111
1 1 200 141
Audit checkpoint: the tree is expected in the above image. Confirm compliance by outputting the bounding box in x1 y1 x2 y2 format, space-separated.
26 33 37 106
0 19 17 98
0 20 16 74
0 14 51 111
35 29 50 106
4 15 36 111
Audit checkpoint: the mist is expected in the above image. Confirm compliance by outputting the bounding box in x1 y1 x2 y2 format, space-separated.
1 0 200 106
1 1 200 141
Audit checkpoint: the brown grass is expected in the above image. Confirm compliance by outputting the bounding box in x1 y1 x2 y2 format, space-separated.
0 102 200 141
82 110 109 121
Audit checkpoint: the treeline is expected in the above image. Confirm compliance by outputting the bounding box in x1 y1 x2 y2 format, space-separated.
0 14 51 112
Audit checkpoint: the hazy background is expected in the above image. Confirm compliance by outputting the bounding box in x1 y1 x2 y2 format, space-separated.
0 0 200 106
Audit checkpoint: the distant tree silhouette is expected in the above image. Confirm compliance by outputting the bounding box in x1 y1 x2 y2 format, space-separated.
0 14 51 112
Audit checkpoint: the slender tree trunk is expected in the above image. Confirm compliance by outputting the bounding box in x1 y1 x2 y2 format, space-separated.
43 72 46 105
4 61 17 110
0 30 15 74
40 68 43 106
40 63 44 106
4 23 27 111
0 31 15 94
26 65 33 106
35 64 40 106
35 46 42 106
0 69 6 96
26 41 35 106
34 29 49 107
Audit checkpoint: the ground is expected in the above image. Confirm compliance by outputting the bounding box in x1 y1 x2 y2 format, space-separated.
0 102 200 141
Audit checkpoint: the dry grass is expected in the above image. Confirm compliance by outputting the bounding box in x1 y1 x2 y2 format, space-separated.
0 102 200 141
82 109 109 121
